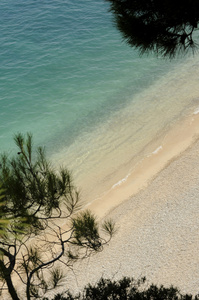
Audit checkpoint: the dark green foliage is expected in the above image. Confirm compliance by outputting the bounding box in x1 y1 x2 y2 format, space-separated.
0 184 10 234
0 134 115 300
106 0 199 57
44 277 199 300
0 133 73 227
72 210 101 250
83 277 134 300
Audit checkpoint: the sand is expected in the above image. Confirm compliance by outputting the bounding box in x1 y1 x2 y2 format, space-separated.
86 111 199 219
4 112 199 299
51 113 199 298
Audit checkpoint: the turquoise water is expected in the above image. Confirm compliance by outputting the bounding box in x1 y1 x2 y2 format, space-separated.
1 0 199 203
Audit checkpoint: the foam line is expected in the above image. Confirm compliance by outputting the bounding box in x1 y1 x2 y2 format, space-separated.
152 146 163 155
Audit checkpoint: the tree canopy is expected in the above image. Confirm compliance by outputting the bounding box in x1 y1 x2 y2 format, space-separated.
106 0 199 57
44 276 199 300
0 133 115 300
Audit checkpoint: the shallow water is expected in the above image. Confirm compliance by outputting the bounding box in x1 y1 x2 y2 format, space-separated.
1 0 199 204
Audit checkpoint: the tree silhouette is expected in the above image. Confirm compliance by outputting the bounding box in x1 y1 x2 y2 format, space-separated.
0 133 115 300
44 276 199 300
106 0 199 57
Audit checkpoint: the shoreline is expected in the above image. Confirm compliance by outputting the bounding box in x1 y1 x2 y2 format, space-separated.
60 109 199 297
4 106 199 300
86 109 199 219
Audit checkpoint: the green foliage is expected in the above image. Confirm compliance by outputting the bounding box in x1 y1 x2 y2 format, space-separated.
0 133 114 300
0 182 28 238
72 210 115 252
106 0 199 57
0 133 73 229
0 184 9 234
84 277 135 300
71 210 115 254
44 276 199 300
72 210 101 250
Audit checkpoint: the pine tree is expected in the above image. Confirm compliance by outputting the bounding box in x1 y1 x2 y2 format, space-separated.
0 133 115 300
106 0 199 57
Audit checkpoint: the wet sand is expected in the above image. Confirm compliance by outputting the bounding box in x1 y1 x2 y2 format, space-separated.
87 110 199 219
58 112 199 297
4 112 199 299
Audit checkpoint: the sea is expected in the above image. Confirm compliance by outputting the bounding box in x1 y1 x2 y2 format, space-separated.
1 0 199 205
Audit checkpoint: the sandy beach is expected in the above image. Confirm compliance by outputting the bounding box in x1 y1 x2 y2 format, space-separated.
4 112 199 300
51 112 199 297
3 2 199 299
